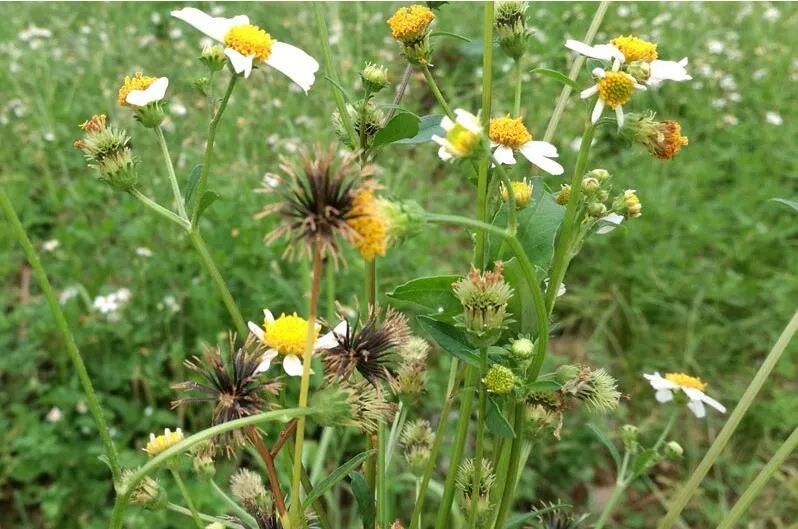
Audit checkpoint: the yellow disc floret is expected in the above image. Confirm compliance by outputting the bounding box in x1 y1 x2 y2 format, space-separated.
665 372 707 392
118 73 157 107
597 71 635 108
489 116 532 149
501 178 533 208
611 35 658 62
387 5 435 43
654 121 689 160
224 24 273 61
347 188 388 261
264 313 316 355
144 428 184 456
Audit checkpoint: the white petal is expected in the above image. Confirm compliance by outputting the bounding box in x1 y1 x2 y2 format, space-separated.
687 399 706 418
439 116 454 132
493 145 516 165
655 389 674 403
225 48 254 78
248 321 266 342
525 153 565 176
648 58 692 86
596 212 625 234
701 394 727 414
580 84 599 99
265 41 320 93
125 77 169 107
454 109 482 134
565 40 624 62
283 354 304 377
644 372 679 390
438 146 453 161
263 309 275 324
683 388 727 414
592 67 607 78
526 140 558 157
314 321 347 350
170 8 248 42
615 105 625 128
254 349 278 373
591 99 605 124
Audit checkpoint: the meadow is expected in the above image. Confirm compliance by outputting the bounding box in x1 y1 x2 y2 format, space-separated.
1 2 797 528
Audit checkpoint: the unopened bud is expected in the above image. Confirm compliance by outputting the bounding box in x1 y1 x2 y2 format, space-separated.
581 176 600 194
621 424 639 452
588 202 608 218
361 62 389 93
664 440 684 459
510 337 534 359
200 45 227 72
626 60 651 83
484 364 516 394
555 184 571 205
194 76 211 96
588 168 611 182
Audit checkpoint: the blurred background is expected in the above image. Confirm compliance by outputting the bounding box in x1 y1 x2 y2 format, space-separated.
1 2 797 528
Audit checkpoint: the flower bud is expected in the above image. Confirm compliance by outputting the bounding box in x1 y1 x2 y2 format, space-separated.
230 468 271 513
120 470 168 511
588 168 611 182
494 1 529 60
310 384 355 428
484 364 516 394
191 441 216 480
200 45 227 72
510 337 534 360
625 60 651 83
194 76 211 96
581 176 601 194
555 184 571 205
621 424 639 452
452 262 514 339
75 115 139 191
133 102 166 129
361 62 389 93
500 177 533 208
615 189 642 218
587 202 608 218
664 440 684 459
401 419 434 475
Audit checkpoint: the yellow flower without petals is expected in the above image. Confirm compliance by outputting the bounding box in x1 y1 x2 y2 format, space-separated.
264 313 316 356
597 71 635 108
665 372 706 392
118 73 157 107
610 35 658 62
387 5 435 43
489 116 532 149
500 179 533 208
224 24 273 61
347 188 388 261
144 428 184 456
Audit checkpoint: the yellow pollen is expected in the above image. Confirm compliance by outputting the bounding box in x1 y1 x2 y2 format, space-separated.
598 71 635 108
447 124 479 157
501 180 533 207
665 372 707 392
264 312 316 355
144 428 184 456
118 73 156 107
489 116 532 149
347 188 388 261
387 5 435 42
224 24 273 61
654 121 689 160
611 35 658 62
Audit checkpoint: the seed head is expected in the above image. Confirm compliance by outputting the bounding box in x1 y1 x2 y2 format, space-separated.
494 1 529 60
401 419 434 475
452 262 514 334
332 101 385 150
120 469 167 511
558 365 621 414
74 114 138 191
484 364 516 394
230 468 271 514
455 458 496 523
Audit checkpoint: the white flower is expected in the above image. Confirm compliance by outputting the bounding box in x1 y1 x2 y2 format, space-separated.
45 407 63 423
432 109 483 161
644 372 726 418
648 58 692 86
135 247 153 257
41 239 60 252
596 212 625 235
579 63 646 127
487 116 564 175
766 111 783 126
247 309 331 377
565 39 625 63
125 77 169 107
171 7 319 92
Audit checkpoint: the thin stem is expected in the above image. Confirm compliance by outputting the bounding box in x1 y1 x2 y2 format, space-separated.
289 242 324 529
420 64 455 120
415 477 423 529
249 427 287 516
386 400 408 471
544 121 595 314
170 468 204 529
654 411 678 452
188 230 248 338
365 258 377 311
0 186 121 484
513 58 522 117
492 402 526 529
467 347 488 529
167 502 245 529
325 262 336 322
593 484 626 529
656 309 798 529
210 479 260 529
129 188 191 231
283 439 334 529
492 160 517 234
191 73 237 226
154 125 188 219
377 421 389 529
271 419 298 458
716 426 798 529
384 64 414 125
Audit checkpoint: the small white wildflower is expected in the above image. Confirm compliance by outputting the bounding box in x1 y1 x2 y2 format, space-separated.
41 239 60 252
765 111 783 126
46 407 63 423
644 372 726 418
135 247 154 257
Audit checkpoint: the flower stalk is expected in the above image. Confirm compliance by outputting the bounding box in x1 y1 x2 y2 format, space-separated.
169 468 205 529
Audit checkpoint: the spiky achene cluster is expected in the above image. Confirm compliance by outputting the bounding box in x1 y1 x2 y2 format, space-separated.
74 114 138 190
452 261 514 333
172 335 281 453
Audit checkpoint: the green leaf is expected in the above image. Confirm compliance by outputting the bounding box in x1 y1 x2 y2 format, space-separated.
587 423 622 472
430 30 472 43
196 190 220 219
486 396 515 438
183 164 202 207
387 275 461 321
631 448 660 478
350 471 375 529
322 75 352 103
396 114 445 145
303 450 374 509
530 68 579 89
525 379 561 393
416 316 480 367
372 112 420 148
770 198 798 212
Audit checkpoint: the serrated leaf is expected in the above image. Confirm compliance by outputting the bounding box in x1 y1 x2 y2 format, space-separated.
349 471 375 529
386 275 461 321
183 164 202 207
431 30 472 43
530 68 579 89
416 316 480 367
631 448 660 478
486 396 515 438
372 112 421 148
303 450 374 509
587 423 622 472
396 114 444 145
770 198 798 212
196 190 220 219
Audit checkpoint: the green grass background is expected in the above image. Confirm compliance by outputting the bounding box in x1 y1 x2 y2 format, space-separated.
1 1 797 528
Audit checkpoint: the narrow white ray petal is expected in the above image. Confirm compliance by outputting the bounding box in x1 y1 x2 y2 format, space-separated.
126 77 169 106
248 321 266 342
263 309 275 324
254 349 278 373
493 145 516 165
525 153 565 176
687 399 706 418
615 105 625 128
525 140 558 157
644 372 680 390
171 8 247 42
265 41 320 92
565 40 623 62
439 116 454 132
683 388 726 414
283 354 304 377
591 67 606 78
580 84 599 99
591 99 605 124
225 48 254 78
655 389 674 403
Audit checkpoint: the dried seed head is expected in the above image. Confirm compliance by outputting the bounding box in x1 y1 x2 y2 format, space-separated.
230 468 271 514
558 365 621 414
121 469 167 511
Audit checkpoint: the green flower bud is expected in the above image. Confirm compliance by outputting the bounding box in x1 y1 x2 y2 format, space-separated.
625 60 651 83
133 102 166 129
588 202 608 218
200 45 227 72
621 424 639 452
664 440 684 459
510 337 535 359
194 76 211 96
494 1 529 60
361 62 389 93
588 168 611 182
484 364 516 394
401 420 434 475
581 176 601 194
555 184 571 205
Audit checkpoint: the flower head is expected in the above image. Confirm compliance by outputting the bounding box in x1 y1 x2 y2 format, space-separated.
610 35 658 62
488 116 564 174
74 114 138 190
494 1 529 60
432 109 484 161
644 372 726 418
347 185 389 261
171 7 319 91
579 62 646 127
144 428 184 456
172 334 281 453
247 308 326 377
621 112 689 159
500 178 533 208
452 262 514 334
118 72 169 107
387 5 435 63
621 189 642 218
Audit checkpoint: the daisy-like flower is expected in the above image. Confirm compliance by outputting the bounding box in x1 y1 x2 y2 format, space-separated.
432 109 484 161
644 372 726 418
144 427 184 456
118 72 169 107
580 62 646 127
488 116 564 175
171 7 319 91
248 309 330 377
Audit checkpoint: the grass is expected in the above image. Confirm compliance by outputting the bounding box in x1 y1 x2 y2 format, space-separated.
1 2 797 528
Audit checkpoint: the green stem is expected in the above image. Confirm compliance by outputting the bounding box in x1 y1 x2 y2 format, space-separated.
386 400 408 471
0 186 121 484
365 258 377 311
191 73 237 226
492 160 517 234
420 64 455 120
325 264 336 323
188 230 248 339
492 402 526 529
544 122 595 315
513 58 522 117
210 480 259 529
593 483 626 529
154 125 188 219
314 4 358 147
170 468 204 529
377 421 389 529
129 188 191 231
167 502 244 529
716 426 798 529
284 441 334 529
467 347 488 529
654 411 678 452
656 309 798 529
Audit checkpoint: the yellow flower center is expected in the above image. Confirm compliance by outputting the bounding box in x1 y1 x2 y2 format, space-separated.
611 35 658 62
144 428 184 456
598 71 635 108
665 372 707 392
654 121 689 160
447 124 479 157
501 180 533 208
488 116 532 149
118 73 156 107
224 24 273 61
264 313 316 355
347 188 388 261
387 5 435 42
